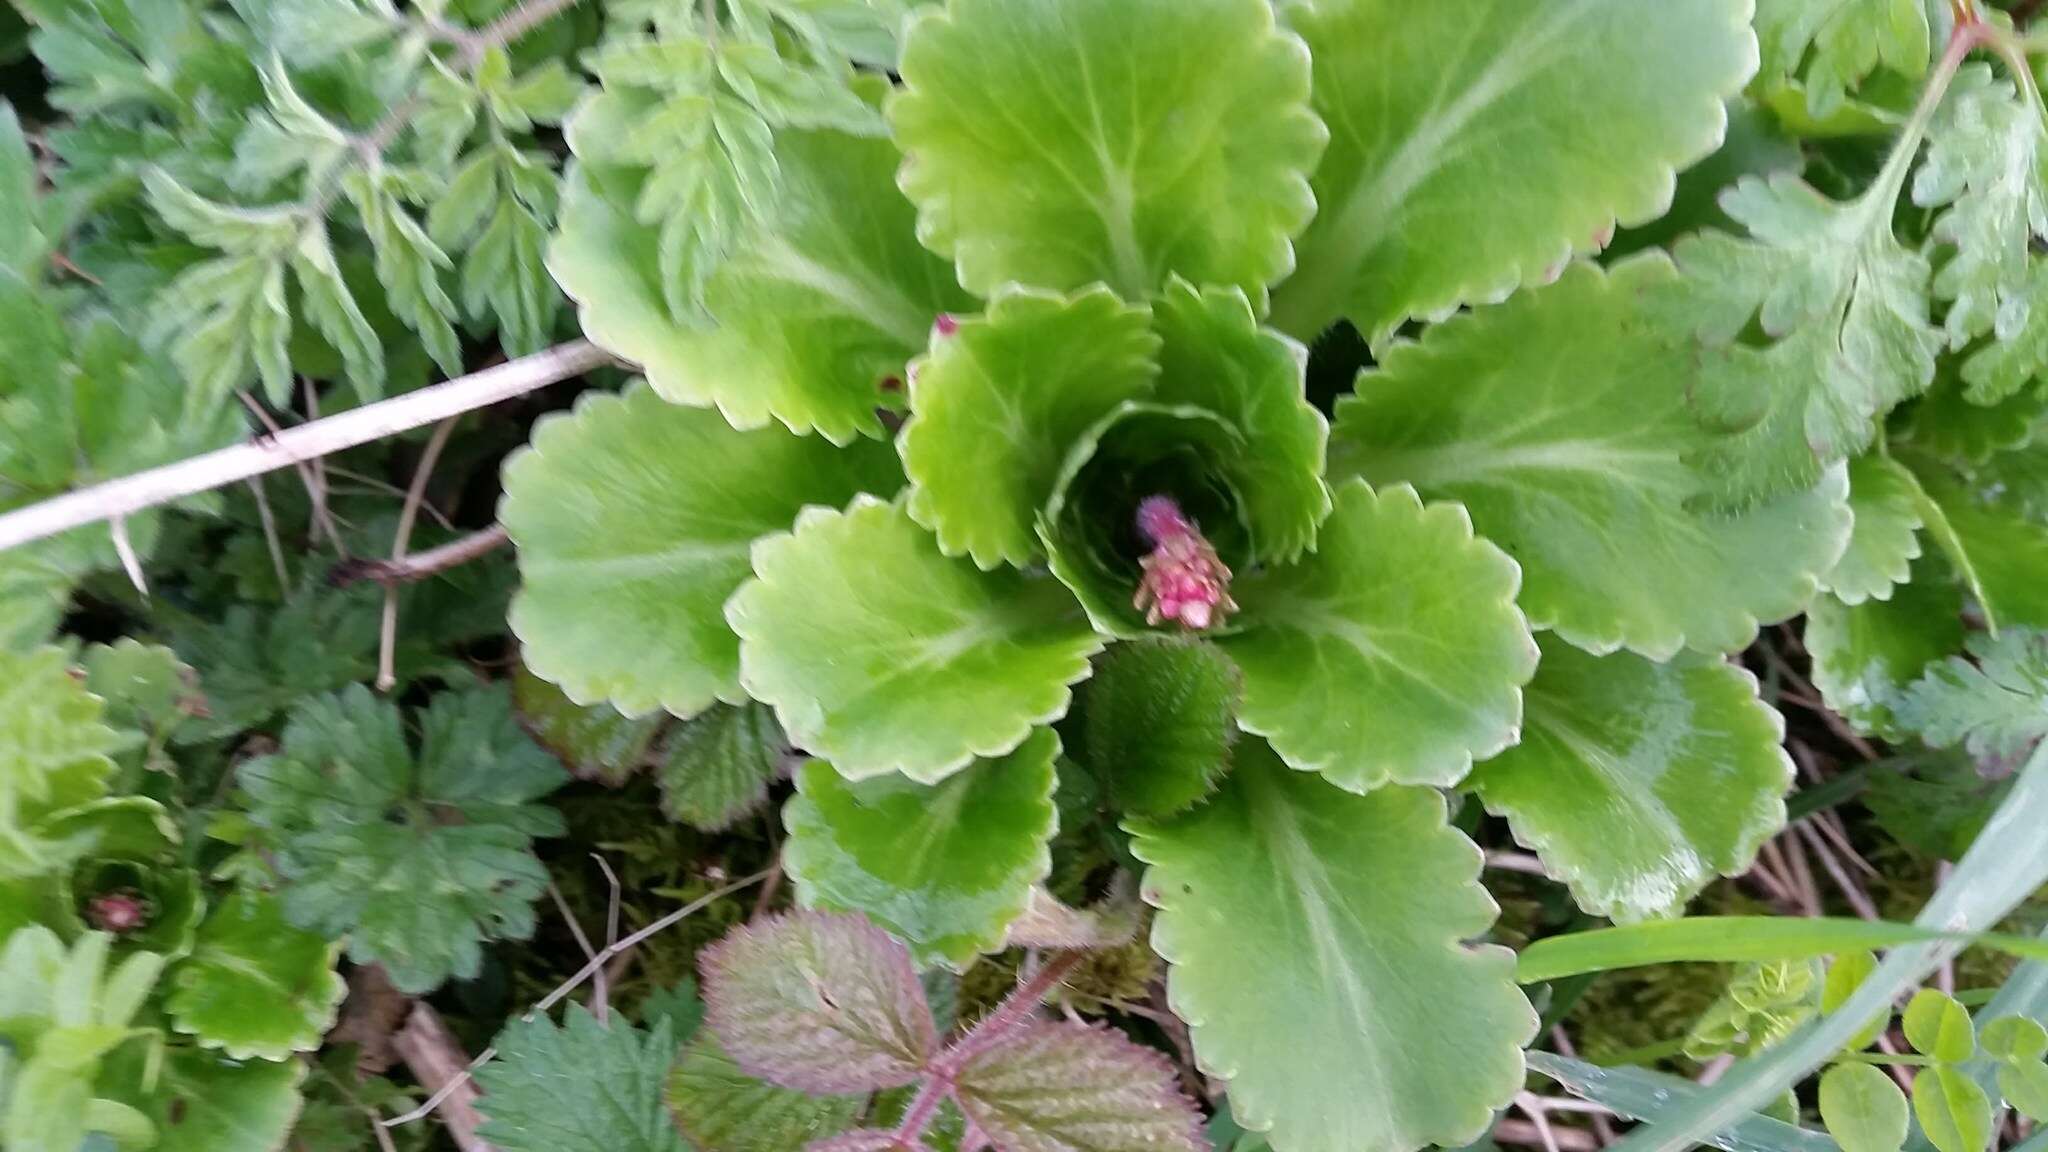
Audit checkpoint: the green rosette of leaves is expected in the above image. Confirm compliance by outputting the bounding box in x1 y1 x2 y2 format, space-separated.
510 2 1846 1151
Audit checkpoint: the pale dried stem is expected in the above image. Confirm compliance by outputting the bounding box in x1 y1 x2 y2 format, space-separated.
546 880 607 1024
391 1003 499 1152
335 525 509 587
245 477 291 592
378 417 457 692
238 389 346 555
0 340 610 553
1794 820 1880 921
1496 1120 1601 1152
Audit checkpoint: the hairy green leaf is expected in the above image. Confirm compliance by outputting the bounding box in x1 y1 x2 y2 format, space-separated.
656 702 787 832
239 684 567 993
475 1008 688 1152
1334 258 1852 659
785 729 1057 968
1083 639 1240 818
900 286 1160 568
512 663 662 787
729 496 1103 784
699 911 935 1094
953 1021 1206 1152
1470 640 1791 922
502 382 902 720
1271 0 1754 342
666 1032 861 1152
891 0 1323 303
1218 479 1535 792
1130 743 1534 1152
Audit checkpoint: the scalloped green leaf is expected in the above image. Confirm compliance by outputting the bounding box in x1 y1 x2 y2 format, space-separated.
900 286 1161 568
1470 639 1791 922
0 647 122 878
785 728 1056 969
552 120 973 443
1083 639 1241 818
1152 280 1329 562
119 1048 305 1152
502 382 903 720
891 0 1323 304
1269 0 1755 342
165 888 345 1061
1129 743 1535 1152
1806 563 1966 740
1825 455 1924 605
666 1032 862 1152
1333 258 1852 659
1217 479 1535 793
656 702 786 833
512 662 662 787
729 496 1104 783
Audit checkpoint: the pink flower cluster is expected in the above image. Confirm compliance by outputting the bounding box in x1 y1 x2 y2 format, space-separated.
1133 495 1237 631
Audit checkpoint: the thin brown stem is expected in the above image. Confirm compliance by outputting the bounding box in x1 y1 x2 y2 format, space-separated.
331 525 510 587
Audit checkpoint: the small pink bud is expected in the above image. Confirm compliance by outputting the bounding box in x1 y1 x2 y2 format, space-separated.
933 313 959 338
88 890 150 935
1132 496 1237 632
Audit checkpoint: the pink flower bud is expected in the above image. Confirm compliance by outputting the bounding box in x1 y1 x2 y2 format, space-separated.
1132 496 1237 632
88 889 150 935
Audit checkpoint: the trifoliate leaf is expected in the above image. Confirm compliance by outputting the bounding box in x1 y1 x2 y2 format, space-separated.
1129 744 1535 1152
1806 564 1966 739
239 685 567 994
1668 173 1942 507
900 286 1161 568
655 702 786 832
699 911 935 1094
1334 257 1852 659
1753 0 1930 119
785 729 1057 969
1269 0 1753 343
1903 989 1975 1062
501 382 902 720
1082 639 1240 818
1911 68 2048 404
1913 1067 1993 1152
553 119 972 443
474 1007 688 1152
1819 1063 1909 1152
953 1021 1206 1152
1152 280 1329 562
729 496 1104 784
1826 454 1926 604
121 1048 304 1152
1470 639 1792 922
512 662 662 787
1897 630 2048 762
666 1031 863 1152
164 888 345 1061
890 0 1323 303
1217 479 1535 793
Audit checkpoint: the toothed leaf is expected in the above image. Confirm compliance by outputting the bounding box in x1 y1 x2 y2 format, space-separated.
164 888 346 1061
512 663 662 787
475 1007 688 1152
1897 629 2048 762
666 1032 861 1152
1083 639 1240 818
952 1021 1207 1152
1825 454 1926 604
656 702 787 832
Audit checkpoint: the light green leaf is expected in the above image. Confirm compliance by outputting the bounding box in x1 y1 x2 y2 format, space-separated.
1334 257 1852 659
1515 916 2048 983
1914 1066 1993 1152
1998 1059 2048 1122
1666 173 1942 508
1083 639 1240 819
130 1049 304 1152
1819 1063 1909 1152
1912 465 2048 633
553 119 974 444
1753 0 1929 119
290 224 384 401
476 1008 687 1152
1898 368 2046 464
1825 455 1925 604
1525 1051 1838 1152
1898 630 2048 762
81 639 200 747
1903 989 1976 1063
1218 478 1534 792
1269 0 1755 342
729 496 1104 784
1129 744 1535 1152
0 647 121 878
890 0 1323 303
502 382 902 719
0 103 46 276
165 888 346 1061
1805 562 1965 739
785 728 1056 968
347 172 462 377
147 251 293 412
1822 951 1890 1053
666 1032 861 1152
1983 1017 2048 1063
900 286 1161 568
1151 279 1329 562
655 702 787 832
1470 639 1791 922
